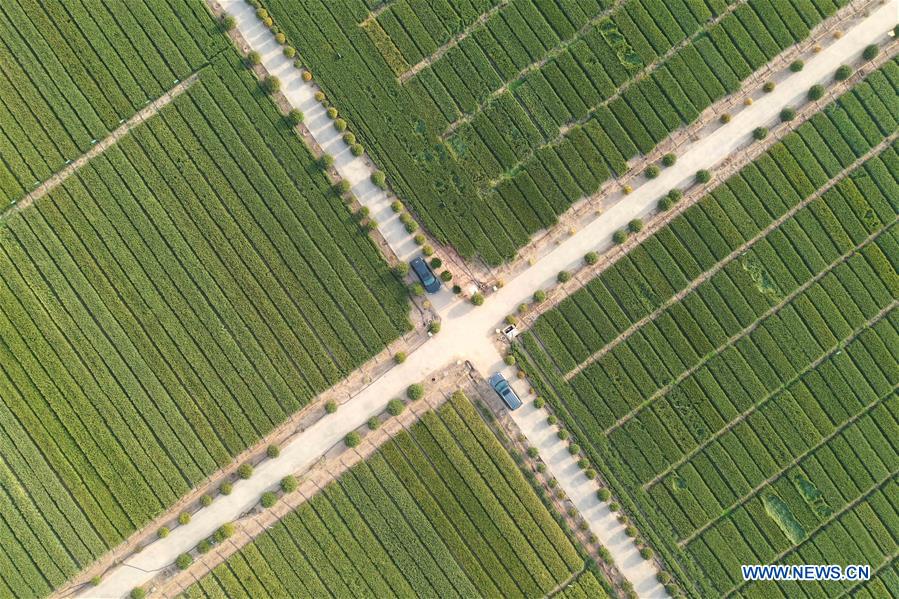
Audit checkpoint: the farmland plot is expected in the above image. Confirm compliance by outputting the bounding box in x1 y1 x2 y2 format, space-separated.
514 61 899 597
0 53 409 597
182 393 587 599
263 0 847 263
0 0 227 204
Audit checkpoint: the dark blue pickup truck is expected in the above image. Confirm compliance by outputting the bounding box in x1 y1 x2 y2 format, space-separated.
488 373 522 410
410 257 441 293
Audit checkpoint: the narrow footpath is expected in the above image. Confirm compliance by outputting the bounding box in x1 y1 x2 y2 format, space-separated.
84 2 897 597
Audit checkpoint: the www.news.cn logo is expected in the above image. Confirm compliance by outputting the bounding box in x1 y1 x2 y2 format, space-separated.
742 564 871 582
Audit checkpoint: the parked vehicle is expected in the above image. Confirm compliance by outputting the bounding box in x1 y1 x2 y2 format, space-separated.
488 373 522 410
410 257 441 293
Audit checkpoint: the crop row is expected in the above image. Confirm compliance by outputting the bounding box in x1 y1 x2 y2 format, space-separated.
514 64 899 596
0 0 226 204
529 63 898 380
448 0 854 248
186 394 582 598
0 54 408 595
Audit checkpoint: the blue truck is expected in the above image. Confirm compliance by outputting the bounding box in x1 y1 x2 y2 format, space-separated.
488 373 522 411
410 257 441 293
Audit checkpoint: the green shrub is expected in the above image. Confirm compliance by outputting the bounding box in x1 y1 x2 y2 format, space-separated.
238 463 253 480
247 51 261 66
695 169 711 184
834 65 852 81
578 458 589 469
661 153 676 167
175 553 193 570
547 415 557 425
90 576 101 587
536 463 547 473
584 469 597 479
344 132 357 145
178 512 191 526
406 384 424 401
261 76 280 94
214 523 235 543
658 196 672 211
335 179 351 195
260 491 277 508
863 44 879 60
557 429 569 441
557 270 571 283
440 270 453 282
808 84 825 101
625 525 638 537
428 321 441 334
199 495 212 508
220 481 233 495
429 257 442 269
326 107 338 120
641 547 654 559
780 107 796 122
351 143 364 156
319 154 334 169
404 220 419 234
657 572 672 584
130 588 146 599
762 81 775 92
533 397 545 409
281 475 298 493
274 32 286 45
393 352 406 364
371 171 387 189
504 355 516 366
719 113 731 124
410 283 425 297
413 234 425 245
314 91 325 102
644 164 660 179
612 229 628 244
325 400 338 414
471 292 484 306
584 251 598 265
598 488 612 501
609 502 620 512
221 14 236 31
421 244 434 257
197 539 212 554
157 526 170 539
345 432 361 448
533 289 546 303
266 444 280 459
393 262 409 277
283 46 296 58
568 443 580 455
753 127 768 140
367 416 381 430
390 200 403 212
334 118 347 132
387 399 405 416
628 219 643 233
790 59 804 72
285 109 304 126
527 446 539 458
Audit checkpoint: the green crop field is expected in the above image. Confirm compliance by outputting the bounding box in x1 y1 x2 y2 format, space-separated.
260 0 847 263
183 393 589 599
0 44 410 599
0 0 229 204
515 60 899 597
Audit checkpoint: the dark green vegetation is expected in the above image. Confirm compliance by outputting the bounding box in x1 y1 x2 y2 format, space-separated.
0 0 227 204
515 61 899 597
263 0 847 263
0 8 409 595
183 393 585 598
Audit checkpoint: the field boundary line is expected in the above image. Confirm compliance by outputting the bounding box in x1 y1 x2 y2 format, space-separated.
147 380 458 599
430 0 628 115
678 378 898 548
566 129 899 386
513 35 897 343
2 73 199 221
397 0 512 83
726 471 899 597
